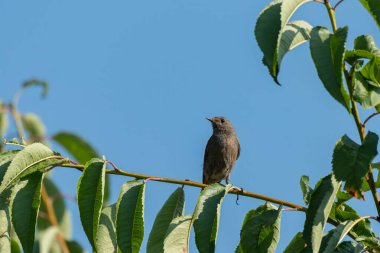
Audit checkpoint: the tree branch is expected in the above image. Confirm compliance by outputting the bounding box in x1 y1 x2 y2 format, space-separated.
41 185 70 253
60 162 306 210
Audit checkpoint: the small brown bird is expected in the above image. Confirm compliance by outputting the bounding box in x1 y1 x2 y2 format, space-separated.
203 116 240 184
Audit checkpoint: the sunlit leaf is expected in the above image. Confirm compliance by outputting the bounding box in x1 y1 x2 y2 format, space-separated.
96 204 117 253
163 215 192 253
0 143 66 193
147 187 185 253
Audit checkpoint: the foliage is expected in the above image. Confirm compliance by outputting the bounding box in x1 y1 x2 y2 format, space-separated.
1 0 380 252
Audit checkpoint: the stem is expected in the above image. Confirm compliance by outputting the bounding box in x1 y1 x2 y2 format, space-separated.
324 1 380 218
363 112 380 128
325 1 337 32
9 104 24 140
41 185 70 253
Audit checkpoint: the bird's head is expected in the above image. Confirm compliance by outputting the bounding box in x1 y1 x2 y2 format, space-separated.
206 116 235 134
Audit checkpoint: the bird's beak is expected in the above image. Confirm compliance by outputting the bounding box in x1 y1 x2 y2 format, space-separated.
206 117 213 123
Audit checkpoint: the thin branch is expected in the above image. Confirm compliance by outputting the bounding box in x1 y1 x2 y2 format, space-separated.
41 185 70 253
333 0 345 10
9 104 24 140
60 162 306 211
363 112 380 129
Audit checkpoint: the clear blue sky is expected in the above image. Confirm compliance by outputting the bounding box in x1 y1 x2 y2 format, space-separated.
1 0 380 252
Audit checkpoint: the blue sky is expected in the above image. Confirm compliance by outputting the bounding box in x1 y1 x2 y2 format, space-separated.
1 0 380 252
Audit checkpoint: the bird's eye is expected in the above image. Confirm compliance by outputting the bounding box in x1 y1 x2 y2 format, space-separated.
221 118 225 123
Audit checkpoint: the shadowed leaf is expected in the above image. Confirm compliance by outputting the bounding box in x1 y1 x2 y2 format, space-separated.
11 173 44 253
193 183 231 253
116 180 145 253
77 158 106 249
237 203 282 253
310 26 350 112
332 132 378 198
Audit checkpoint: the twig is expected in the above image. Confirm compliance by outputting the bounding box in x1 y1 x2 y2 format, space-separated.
333 0 345 10
60 162 307 210
363 112 380 129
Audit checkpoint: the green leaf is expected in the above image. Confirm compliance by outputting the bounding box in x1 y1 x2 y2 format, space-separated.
0 143 67 193
0 189 12 253
147 187 185 253
52 132 99 164
310 26 350 112
300 175 312 205
361 56 380 87
11 239 21 253
21 114 46 142
11 172 44 253
193 183 231 253
163 215 192 253
284 232 306 253
0 151 17 253
255 0 311 83
116 180 145 253
77 158 106 249
303 174 341 253
335 241 365 253
355 35 380 56
319 217 370 253
332 132 378 198
358 0 380 30
0 150 18 183
277 20 312 67
21 79 48 98
334 204 374 239
66 240 85 253
353 71 380 108
238 203 282 253
37 177 71 238
52 131 110 203
96 204 117 253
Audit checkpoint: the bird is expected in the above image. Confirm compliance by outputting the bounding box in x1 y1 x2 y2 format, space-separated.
203 116 240 185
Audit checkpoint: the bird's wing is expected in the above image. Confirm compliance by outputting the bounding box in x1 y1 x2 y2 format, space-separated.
236 138 241 160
